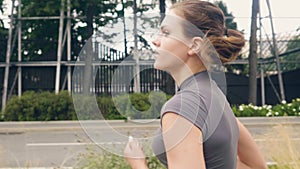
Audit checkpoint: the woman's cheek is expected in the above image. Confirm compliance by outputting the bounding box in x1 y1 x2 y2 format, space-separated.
154 53 180 71
154 55 167 70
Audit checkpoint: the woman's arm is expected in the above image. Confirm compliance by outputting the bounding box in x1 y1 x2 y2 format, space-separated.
124 111 206 169
161 112 206 169
236 118 268 169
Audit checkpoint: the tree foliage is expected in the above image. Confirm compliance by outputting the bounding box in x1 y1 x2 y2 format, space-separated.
19 0 121 61
0 0 3 14
2 0 243 64
281 28 300 71
17 0 155 61
214 1 238 30
0 0 7 62
214 1 247 75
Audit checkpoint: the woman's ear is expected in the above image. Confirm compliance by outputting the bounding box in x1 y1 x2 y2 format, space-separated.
188 37 203 56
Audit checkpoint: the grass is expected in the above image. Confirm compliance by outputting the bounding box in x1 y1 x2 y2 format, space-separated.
75 146 166 169
0 145 5 167
75 121 300 169
259 123 300 169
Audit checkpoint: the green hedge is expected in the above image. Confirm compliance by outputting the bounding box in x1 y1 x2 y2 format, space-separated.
232 98 300 117
1 91 170 121
1 91 299 121
2 91 76 121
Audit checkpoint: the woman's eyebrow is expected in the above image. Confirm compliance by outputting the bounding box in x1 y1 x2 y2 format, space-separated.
160 25 170 31
160 26 166 30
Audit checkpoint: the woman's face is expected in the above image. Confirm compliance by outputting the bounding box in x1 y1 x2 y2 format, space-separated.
152 10 190 72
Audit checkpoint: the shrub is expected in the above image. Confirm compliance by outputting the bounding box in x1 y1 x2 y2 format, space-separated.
232 98 300 117
1 90 299 121
2 91 76 121
1 91 171 121
127 92 168 119
113 92 168 120
98 96 124 120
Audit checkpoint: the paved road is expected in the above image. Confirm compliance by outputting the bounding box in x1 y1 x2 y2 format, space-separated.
0 117 299 168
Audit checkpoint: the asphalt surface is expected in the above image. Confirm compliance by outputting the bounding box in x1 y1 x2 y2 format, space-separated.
0 117 299 168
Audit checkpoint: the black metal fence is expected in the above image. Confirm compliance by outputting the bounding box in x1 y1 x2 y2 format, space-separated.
3 64 300 106
71 62 175 96
1 42 300 106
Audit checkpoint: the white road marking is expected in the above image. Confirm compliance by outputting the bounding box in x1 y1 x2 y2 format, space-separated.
26 138 300 147
254 138 300 142
26 142 127 147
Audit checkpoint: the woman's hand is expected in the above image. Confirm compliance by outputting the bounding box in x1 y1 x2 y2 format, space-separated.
124 137 148 169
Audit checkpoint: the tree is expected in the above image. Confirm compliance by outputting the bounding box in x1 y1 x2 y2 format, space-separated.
17 0 156 62
248 0 259 105
214 1 237 30
213 1 249 75
20 0 61 61
19 0 123 61
0 23 7 62
159 0 165 19
281 28 300 71
0 0 7 62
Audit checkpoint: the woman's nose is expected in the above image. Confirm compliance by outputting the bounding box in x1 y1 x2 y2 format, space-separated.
152 39 160 47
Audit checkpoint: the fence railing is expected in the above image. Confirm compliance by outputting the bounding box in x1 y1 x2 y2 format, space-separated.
71 61 175 96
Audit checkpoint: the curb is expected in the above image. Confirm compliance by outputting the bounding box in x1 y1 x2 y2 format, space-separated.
0 117 299 133
0 168 73 169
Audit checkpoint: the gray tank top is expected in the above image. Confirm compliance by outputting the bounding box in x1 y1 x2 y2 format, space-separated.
152 71 239 169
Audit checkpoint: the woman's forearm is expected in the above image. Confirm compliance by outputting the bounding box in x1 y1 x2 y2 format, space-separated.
236 158 251 169
237 156 268 169
236 119 268 169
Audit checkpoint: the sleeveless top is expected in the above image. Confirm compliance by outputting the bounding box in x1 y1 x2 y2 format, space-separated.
152 71 239 169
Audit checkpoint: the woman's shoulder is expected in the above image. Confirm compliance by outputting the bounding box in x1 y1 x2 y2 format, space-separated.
161 91 208 127
163 90 207 111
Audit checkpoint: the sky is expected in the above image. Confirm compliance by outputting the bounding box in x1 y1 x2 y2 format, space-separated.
1 0 300 40
213 0 300 39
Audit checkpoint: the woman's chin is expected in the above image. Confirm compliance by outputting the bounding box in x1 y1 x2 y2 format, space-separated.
154 62 164 71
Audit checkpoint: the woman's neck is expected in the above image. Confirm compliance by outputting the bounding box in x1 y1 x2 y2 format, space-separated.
170 65 206 87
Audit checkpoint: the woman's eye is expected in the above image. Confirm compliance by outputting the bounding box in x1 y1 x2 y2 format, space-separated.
160 30 170 37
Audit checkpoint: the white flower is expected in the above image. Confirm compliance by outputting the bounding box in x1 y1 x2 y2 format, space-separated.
239 105 244 111
258 107 262 110
288 103 292 107
298 112 300 116
293 109 296 112
253 106 258 110
281 100 287 104
275 112 279 116
266 112 272 117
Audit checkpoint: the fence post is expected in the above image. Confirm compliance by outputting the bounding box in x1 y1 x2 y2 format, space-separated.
266 0 285 102
67 0 71 93
55 0 65 94
2 0 16 111
18 0 22 97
